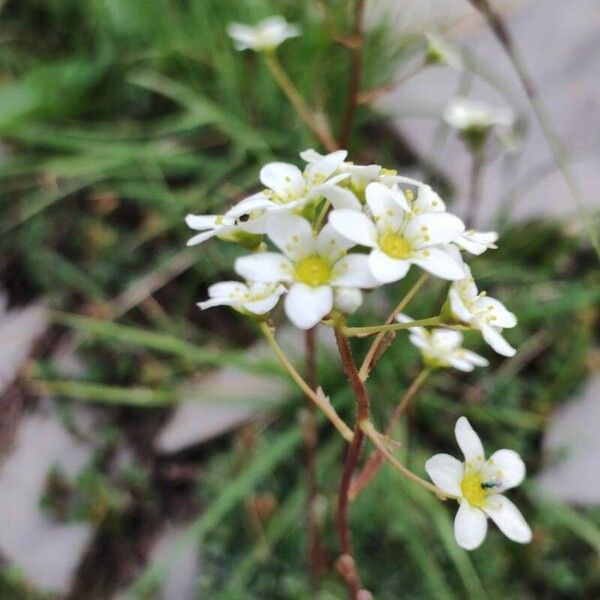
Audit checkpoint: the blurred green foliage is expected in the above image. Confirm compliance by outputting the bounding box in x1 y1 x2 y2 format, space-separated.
1 0 599 599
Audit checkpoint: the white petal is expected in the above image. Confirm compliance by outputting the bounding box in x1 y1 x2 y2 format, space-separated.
483 495 532 544
266 213 316 261
487 449 526 491
454 501 488 550
197 297 237 310
425 453 463 496
404 212 465 248
299 148 323 163
226 24 258 49
455 417 485 463
461 349 489 367
260 162 304 197
321 185 361 210
449 286 474 323
333 287 363 314
430 328 463 351
446 355 476 372
368 250 411 283
244 294 283 314
207 281 247 298
411 247 466 280
185 214 219 231
455 230 498 255
186 228 223 246
413 185 446 213
331 254 379 288
473 297 517 328
226 194 276 218
480 323 516 357
328 209 378 248
305 150 347 182
235 252 294 283
365 182 405 232
316 223 356 263
284 283 333 329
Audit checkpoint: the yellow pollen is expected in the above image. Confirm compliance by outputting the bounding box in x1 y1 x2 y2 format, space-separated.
379 232 411 259
460 473 488 508
295 256 331 287
405 189 414 201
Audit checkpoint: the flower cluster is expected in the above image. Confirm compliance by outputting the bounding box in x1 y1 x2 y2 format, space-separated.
186 149 517 355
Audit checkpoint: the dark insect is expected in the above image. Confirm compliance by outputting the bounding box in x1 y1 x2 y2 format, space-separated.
236 213 250 223
480 481 498 490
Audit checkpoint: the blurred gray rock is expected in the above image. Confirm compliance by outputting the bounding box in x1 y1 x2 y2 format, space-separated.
374 0 600 227
536 373 600 506
155 367 289 454
0 295 48 395
0 411 94 594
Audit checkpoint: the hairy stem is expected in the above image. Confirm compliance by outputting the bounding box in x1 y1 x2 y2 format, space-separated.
339 0 366 147
304 328 323 589
350 368 430 499
343 316 442 338
358 274 429 381
334 327 370 599
360 420 450 497
259 321 354 441
264 52 339 152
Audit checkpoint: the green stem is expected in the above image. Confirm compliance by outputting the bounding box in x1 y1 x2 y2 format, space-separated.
343 316 441 338
264 52 339 152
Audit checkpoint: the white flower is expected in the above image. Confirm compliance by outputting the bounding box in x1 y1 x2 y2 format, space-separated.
426 417 532 550
329 181 466 283
198 281 285 315
185 193 277 246
447 266 517 357
397 314 488 371
455 229 498 256
260 150 349 211
444 97 515 132
235 213 378 329
227 16 300 52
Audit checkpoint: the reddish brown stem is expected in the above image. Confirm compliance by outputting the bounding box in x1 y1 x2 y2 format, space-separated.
334 327 371 599
350 369 430 500
339 0 366 148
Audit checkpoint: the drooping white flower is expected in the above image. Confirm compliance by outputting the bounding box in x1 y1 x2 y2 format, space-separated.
185 193 277 246
425 32 462 69
447 266 517 357
227 16 300 52
397 314 488 372
455 229 499 255
260 150 350 211
198 281 285 315
235 213 378 329
329 182 466 283
426 417 532 550
444 97 515 132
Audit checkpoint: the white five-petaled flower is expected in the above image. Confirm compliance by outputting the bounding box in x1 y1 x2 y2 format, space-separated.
227 16 300 52
198 281 285 315
329 181 466 283
235 213 378 329
426 417 532 550
447 266 517 357
444 97 515 132
397 314 488 372
260 150 350 211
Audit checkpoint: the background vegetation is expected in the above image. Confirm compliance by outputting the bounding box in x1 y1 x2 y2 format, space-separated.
1 0 599 598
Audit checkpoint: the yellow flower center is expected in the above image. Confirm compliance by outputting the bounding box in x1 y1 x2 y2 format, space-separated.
460 473 488 508
295 256 332 287
379 233 411 259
